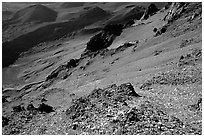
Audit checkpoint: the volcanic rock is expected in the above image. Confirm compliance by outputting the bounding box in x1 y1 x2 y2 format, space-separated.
12 105 25 112
46 59 79 81
26 104 37 111
163 2 187 22
103 24 124 36
154 25 167 36
37 103 54 113
84 24 123 54
153 27 157 33
125 19 135 28
177 49 201 67
141 3 159 20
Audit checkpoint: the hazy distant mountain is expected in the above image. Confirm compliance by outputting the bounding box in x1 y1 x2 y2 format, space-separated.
9 4 57 24
60 2 84 8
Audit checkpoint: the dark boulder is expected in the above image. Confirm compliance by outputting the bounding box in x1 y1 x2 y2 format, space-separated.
86 32 115 52
66 59 79 68
120 83 142 97
2 96 9 103
153 27 157 33
154 25 167 36
37 103 54 113
160 26 167 33
85 24 123 54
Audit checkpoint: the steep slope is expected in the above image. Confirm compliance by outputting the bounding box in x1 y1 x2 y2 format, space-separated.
107 5 145 24
2 2 202 135
2 6 111 68
140 3 159 20
2 4 58 41
2 10 13 20
56 12 79 21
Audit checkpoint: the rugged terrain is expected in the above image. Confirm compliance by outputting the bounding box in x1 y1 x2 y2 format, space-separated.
2 2 202 135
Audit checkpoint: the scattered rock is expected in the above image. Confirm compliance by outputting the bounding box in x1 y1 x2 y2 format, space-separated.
180 38 194 48
46 59 79 81
64 92 193 135
188 97 202 112
13 105 25 112
140 67 201 90
177 49 201 67
26 104 37 111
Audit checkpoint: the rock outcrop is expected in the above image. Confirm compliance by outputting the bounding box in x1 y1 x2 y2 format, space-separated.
46 59 79 81
63 82 200 135
38 103 54 113
140 3 159 20
82 24 123 57
124 19 135 28
177 49 201 67
108 5 145 24
153 25 167 36
163 2 187 22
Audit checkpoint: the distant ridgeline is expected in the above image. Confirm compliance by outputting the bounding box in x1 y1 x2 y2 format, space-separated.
2 3 163 67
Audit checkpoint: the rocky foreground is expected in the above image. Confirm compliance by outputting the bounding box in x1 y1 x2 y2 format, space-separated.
2 46 202 134
2 81 202 135
2 53 202 135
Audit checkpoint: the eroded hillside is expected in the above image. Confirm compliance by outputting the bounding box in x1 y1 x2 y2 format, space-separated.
2 2 202 135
